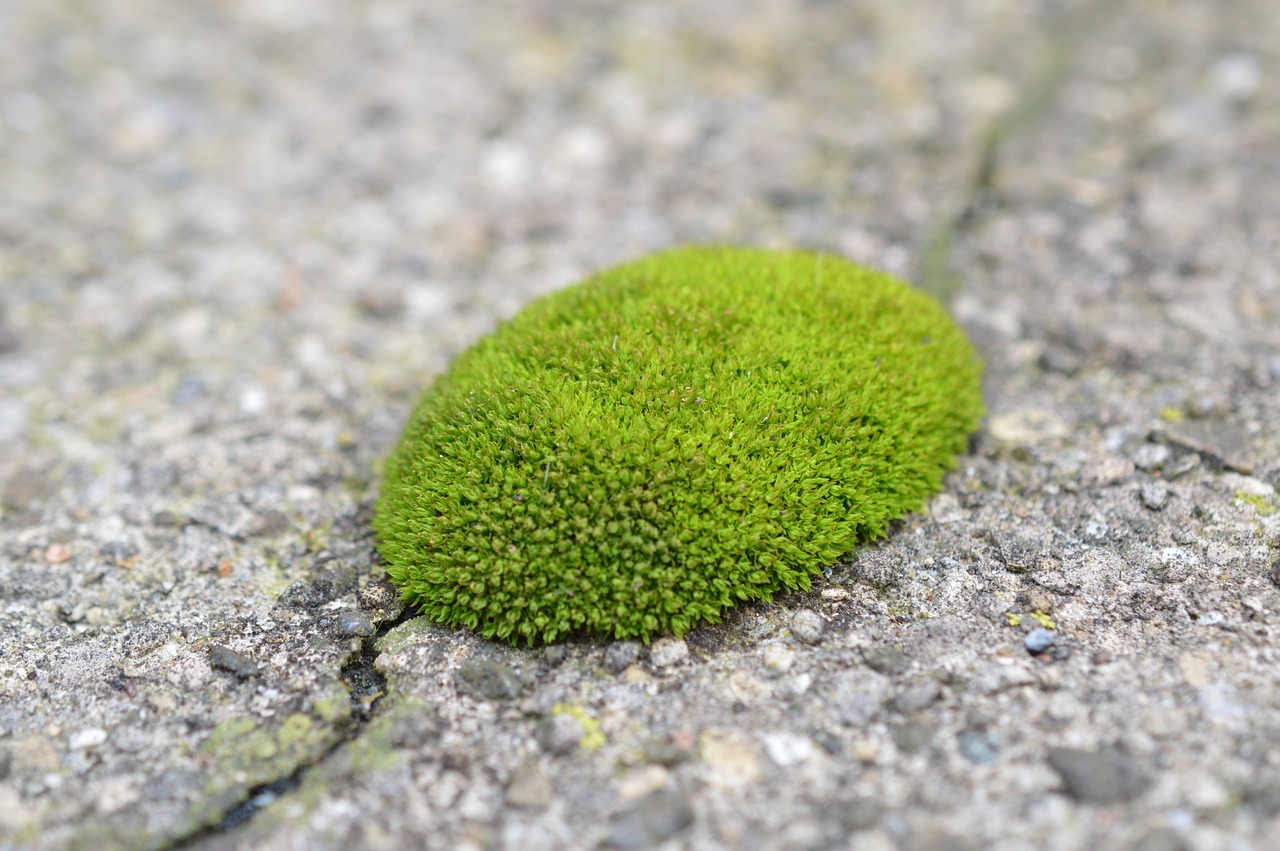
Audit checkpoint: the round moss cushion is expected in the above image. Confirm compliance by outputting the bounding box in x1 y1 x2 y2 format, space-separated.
374 246 983 643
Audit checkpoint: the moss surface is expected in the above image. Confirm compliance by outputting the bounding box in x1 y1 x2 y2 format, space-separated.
375 246 984 643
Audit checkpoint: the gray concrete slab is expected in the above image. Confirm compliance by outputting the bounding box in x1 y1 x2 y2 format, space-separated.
2 1 1278 849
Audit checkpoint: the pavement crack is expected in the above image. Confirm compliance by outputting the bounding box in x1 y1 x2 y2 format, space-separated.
918 0 1120 305
163 600 414 851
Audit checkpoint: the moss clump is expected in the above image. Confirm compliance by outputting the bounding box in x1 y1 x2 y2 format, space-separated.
375 246 983 643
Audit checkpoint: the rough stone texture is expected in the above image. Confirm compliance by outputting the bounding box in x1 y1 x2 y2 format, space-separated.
1 1 1279 850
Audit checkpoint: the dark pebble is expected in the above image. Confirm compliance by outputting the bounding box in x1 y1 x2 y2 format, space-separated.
643 738 692 767
606 790 695 850
209 645 259 678
151 510 188 528
605 640 642 673
336 610 375 637
1047 746 1148 803
993 532 1044 572
456 659 522 701
863 645 910 675
542 645 570 666
1050 644 1073 662
277 580 328 609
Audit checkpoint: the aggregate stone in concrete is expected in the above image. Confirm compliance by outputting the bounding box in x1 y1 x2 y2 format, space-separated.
2 0 1280 850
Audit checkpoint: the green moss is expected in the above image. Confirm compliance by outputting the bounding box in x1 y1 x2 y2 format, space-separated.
375 246 984 643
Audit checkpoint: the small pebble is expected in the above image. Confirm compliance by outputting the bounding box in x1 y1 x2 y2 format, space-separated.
893 720 931 754
44 544 72 564
209 645 259 678
69 728 108 750
357 580 405 622
1047 746 1149 803
648 638 689 668
762 643 796 674
762 732 815 766
542 645 570 666
605 641 642 673
1025 628 1056 655
336 610 375 637
957 729 1000 764
839 796 884 832
1132 444 1171 471
863 645 910 675
456 659 521 701
643 737 693 767
617 765 671 801
536 714 583 755
789 609 826 644
1140 481 1169 510
1024 591 1054 614
893 680 941 713
505 762 553 809
276 581 327 609
606 790 694 850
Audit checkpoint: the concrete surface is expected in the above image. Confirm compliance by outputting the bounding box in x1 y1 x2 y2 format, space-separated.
1 1 1278 849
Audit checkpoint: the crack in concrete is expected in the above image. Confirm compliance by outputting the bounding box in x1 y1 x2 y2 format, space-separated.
918 0 1120 306
163 604 412 851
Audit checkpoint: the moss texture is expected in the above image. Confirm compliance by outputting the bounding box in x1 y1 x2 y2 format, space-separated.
375 247 983 643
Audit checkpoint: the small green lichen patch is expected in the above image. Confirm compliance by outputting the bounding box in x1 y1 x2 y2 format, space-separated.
552 703 606 750
1029 610 1057 630
375 246 984 643
188 712 345 834
1237 490 1277 516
